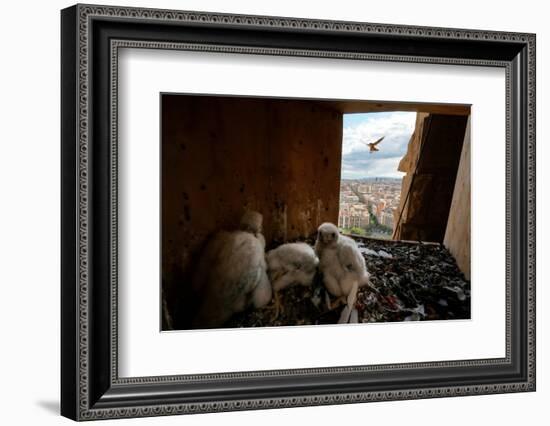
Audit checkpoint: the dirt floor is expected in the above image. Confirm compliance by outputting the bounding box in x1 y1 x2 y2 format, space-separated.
226 236 471 328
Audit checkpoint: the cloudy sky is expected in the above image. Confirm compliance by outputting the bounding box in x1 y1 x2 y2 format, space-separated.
341 111 417 179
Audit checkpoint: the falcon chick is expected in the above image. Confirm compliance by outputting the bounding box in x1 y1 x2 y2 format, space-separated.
191 211 272 328
266 242 319 319
315 222 371 323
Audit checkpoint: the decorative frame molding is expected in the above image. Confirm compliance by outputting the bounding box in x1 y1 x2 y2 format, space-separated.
61 3 536 421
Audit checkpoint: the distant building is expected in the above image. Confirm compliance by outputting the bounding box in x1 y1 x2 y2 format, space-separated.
339 214 369 229
380 209 395 228
339 178 402 236
338 205 370 229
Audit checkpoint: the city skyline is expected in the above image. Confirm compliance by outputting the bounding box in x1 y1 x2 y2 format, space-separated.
338 178 402 239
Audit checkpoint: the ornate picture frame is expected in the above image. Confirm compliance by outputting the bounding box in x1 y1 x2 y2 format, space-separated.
61 4 536 421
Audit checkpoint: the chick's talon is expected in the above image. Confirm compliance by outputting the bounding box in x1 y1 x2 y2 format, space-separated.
269 292 282 322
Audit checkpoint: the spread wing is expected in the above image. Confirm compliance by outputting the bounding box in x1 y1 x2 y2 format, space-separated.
361 136 385 148
370 136 385 146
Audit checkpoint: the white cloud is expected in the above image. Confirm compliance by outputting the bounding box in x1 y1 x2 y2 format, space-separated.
341 112 416 179
342 157 406 179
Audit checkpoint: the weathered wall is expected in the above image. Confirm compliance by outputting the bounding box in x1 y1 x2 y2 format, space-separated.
162 95 342 327
393 113 469 243
393 113 430 232
444 118 471 280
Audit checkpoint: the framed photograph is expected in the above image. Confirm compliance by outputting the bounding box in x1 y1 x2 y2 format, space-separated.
61 4 536 421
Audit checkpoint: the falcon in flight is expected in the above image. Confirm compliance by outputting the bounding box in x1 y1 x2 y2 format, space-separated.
363 136 385 153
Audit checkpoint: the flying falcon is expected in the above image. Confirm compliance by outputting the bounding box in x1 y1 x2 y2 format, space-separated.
362 136 385 153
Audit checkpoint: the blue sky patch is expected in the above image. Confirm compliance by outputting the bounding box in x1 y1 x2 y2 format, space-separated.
341 111 416 179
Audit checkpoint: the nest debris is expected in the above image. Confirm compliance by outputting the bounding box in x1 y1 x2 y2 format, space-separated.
226 236 471 328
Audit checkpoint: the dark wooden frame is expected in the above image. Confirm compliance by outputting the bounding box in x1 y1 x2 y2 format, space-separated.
61 3 536 421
